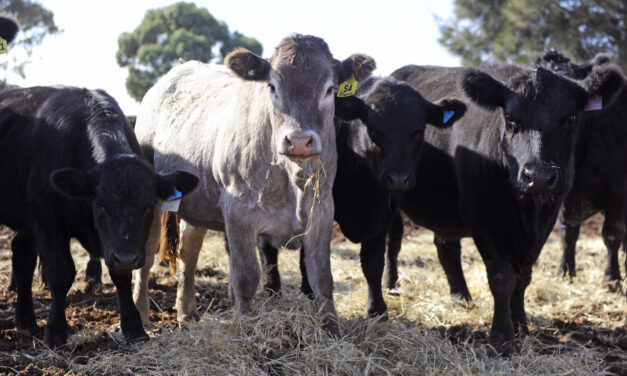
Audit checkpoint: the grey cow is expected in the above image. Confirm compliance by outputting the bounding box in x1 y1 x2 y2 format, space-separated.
133 34 375 335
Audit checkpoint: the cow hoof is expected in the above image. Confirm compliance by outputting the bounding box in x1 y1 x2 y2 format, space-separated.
16 325 37 338
44 326 67 348
451 291 472 302
83 278 103 294
604 279 622 293
125 330 149 345
386 287 401 297
263 285 282 297
178 310 200 323
323 318 341 338
366 309 389 321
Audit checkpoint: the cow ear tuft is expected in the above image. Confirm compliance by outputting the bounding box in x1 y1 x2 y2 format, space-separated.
336 54 376 83
50 168 95 199
462 69 512 111
427 98 467 128
580 64 625 107
157 170 199 200
225 48 270 81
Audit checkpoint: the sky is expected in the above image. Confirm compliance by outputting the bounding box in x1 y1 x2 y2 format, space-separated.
3 0 460 115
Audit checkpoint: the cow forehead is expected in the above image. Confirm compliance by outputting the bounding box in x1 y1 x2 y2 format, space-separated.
269 34 334 71
97 160 156 203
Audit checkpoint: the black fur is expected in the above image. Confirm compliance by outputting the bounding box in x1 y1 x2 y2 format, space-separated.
0 85 198 347
383 63 623 346
535 51 627 287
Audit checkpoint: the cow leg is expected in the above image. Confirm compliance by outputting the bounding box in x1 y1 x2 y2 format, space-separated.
133 207 161 329
35 228 75 347
434 235 471 301
11 232 38 335
85 252 102 292
485 260 516 346
510 264 531 337
302 219 339 336
109 269 148 342
360 232 388 319
299 248 314 298
8 267 17 291
559 222 580 279
175 221 207 323
224 222 259 314
384 212 403 291
602 216 625 290
258 239 281 295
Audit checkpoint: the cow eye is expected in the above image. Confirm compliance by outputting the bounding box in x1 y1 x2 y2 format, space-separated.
268 83 276 94
504 113 520 133
326 86 335 96
565 114 577 125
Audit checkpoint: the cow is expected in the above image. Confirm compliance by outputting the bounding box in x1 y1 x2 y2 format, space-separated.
0 85 198 346
534 50 627 290
132 34 376 335
368 63 622 347
256 76 467 319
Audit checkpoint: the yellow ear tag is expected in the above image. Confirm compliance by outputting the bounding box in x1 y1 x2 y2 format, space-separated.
337 75 358 97
0 37 7 54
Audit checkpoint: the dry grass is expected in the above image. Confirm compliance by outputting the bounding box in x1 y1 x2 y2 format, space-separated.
2 223 626 375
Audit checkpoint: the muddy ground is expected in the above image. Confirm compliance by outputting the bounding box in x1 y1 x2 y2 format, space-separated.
0 215 625 375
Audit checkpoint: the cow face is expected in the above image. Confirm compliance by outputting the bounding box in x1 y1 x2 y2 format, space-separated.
225 34 375 163
51 155 198 271
336 79 466 191
463 66 623 199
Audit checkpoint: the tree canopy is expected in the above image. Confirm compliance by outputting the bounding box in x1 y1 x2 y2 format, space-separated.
0 0 60 77
117 2 263 102
438 0 627 71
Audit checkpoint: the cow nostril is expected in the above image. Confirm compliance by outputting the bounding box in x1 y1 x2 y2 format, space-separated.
306 138 313 149
547 171 557 187
285 136 293 148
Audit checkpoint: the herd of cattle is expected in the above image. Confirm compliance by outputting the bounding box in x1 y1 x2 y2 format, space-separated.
0 13 625 352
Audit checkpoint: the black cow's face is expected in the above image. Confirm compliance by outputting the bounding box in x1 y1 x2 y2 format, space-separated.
336 79 466 191
51 156 198 272
463 66 623 199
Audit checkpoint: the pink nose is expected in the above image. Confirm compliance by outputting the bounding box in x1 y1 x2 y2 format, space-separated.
285 134 315 156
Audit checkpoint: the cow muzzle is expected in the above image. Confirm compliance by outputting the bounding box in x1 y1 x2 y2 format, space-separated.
519 164 560 195
280 130 321 162
386 172 412 191
107 250 144 271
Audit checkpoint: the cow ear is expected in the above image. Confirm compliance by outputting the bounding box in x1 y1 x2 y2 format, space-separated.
336 54 376 83
225 48 270 81
462 69 513 111
579 64 625 109
334 95 371 123
157 170 199 200
426 98 467 128
50 168 95 199
0 14 19 44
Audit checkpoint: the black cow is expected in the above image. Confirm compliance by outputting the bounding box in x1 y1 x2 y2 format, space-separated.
257 76 467 317
0 85 198 346
375 63 621 346
534 51 627 289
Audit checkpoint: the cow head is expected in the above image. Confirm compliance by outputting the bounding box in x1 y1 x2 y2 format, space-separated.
336 78 466 191
225 34 375 164
50 155 198 271
463 65 623 199
0 13 18 45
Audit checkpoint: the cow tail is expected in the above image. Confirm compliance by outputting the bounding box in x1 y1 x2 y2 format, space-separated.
159 211 180 275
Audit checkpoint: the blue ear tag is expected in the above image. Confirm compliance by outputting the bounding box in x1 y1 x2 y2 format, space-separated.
443 110 455 124
161 188 182 212
167 188 182 201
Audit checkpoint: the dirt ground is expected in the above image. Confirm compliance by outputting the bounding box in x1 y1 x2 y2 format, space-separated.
0 214 625 375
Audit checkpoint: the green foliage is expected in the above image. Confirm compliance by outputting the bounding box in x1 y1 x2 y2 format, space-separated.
0 0 60 78
439 0 627 71
117 2 263 102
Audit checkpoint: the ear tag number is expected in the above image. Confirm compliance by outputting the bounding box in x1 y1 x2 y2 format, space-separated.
161 187 182 212
584 95 602 111
443 110 455 123
0 38 7 54
337 75 359 97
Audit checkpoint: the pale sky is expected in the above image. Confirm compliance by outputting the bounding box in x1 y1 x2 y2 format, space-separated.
4 0 459 115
